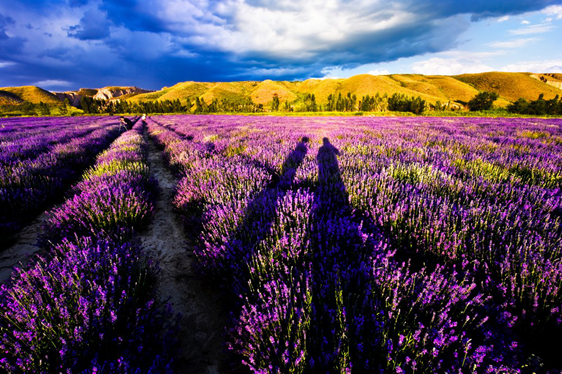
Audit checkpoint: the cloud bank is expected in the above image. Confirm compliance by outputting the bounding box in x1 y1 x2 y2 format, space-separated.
0 0 561 89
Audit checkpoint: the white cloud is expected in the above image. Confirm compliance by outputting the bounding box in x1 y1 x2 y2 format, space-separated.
488 37 538 49
509 24 554 35
501 60 562 73
521 20 530 25
542 5 562 20
33 79 73 88
368 69 390 75
411 57 493 75
497 16 509 22
153 0 420 57
0 61 15 68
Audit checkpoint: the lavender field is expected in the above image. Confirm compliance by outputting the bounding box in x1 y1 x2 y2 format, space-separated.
1 114 562 373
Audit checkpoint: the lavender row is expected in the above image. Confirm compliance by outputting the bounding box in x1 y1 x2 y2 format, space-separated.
0 117 112 143
0 119 122 240
0 119 118 166
150 115 562 372
0 120 177 373
40 119 156 245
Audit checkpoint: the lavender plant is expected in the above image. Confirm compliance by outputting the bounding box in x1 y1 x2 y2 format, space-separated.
1 119 178 373
148 115 562 373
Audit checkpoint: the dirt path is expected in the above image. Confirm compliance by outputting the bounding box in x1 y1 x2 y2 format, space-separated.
140 134 233 374
0 212 49 284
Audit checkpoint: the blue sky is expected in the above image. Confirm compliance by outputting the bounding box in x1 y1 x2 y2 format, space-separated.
1 0 562 91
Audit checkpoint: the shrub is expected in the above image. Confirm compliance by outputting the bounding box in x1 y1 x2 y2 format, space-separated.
468 91 499 111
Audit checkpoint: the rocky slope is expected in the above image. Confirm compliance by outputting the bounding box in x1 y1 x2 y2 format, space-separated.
93 86 153 100
53 87 153 107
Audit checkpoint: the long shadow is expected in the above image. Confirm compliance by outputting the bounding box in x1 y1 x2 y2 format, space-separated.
315 137 349 213
218 136 310 292
307 137 375 372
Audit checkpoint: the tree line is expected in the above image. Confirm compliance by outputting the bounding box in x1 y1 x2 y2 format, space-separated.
285 92 427 114
3 90 561 117
507 94 562 115
80 97 185 114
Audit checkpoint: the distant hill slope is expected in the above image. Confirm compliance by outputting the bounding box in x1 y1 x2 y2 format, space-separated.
0 90 24 106
51 86 154 107
127 82 213 102
455 72 561 103
125 72 560 109
94 86 153 100
0 86 61 105
532 73 562 89
2 72 560 111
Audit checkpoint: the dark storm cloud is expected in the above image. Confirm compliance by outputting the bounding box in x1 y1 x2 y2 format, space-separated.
0 0 561 89
100 0 166 34
412 0 561 20
68 7 111 40
93 0 562 72
0 13 16 40
68 0 90 7
0 13 26 55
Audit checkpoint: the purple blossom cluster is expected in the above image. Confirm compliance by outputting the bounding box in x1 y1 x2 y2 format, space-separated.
1 118 177 373
1 117 122 240
148 115 562 373
41 120 156 245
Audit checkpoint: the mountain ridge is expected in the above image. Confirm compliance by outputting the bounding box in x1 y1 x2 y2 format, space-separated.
1 72 561 111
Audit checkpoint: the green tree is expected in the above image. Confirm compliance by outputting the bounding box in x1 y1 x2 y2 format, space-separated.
507 98 529 114
22 102 36 115
38 101 51 116
468 91 499 111
271 94 280 111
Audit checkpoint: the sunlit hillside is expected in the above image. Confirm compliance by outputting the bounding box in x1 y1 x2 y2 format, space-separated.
0 86 61 105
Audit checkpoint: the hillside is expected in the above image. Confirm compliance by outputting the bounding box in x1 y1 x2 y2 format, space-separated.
533 73 562 89
0 86 61 105
122 72 560 110
455 72 561 103
0 90 24 106
1 72 560 112
127 81 213 102
94 86 153 100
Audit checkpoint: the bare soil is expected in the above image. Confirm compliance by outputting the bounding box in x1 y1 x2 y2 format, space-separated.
139 135 234 374
0 133 238 373
0 211 48 284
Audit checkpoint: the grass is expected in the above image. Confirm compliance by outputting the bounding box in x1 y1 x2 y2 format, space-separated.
129 81 212 103
77 88 98 96
0 86 61 105
4 72 559 114
121 72 559 110
0 90 24 105
250 80 298 105
455 72 561 103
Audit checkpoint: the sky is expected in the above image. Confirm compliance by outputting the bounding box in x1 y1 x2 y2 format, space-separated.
1 0 562 91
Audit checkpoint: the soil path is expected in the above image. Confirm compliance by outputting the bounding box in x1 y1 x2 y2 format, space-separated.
0 212 49 284
140 133 232 374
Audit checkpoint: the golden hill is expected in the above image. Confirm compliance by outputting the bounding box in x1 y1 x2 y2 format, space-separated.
0 86 61 105
455 72 561 103
200 82 254 104
120 72 561 109
77 88 98 97
0 90 24 106
3 72 560 111
251 80 298 105
128 81 213 103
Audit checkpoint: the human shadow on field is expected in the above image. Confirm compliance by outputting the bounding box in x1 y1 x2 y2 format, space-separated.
315 137 349 214
219 136 310 293
307 137 375 371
